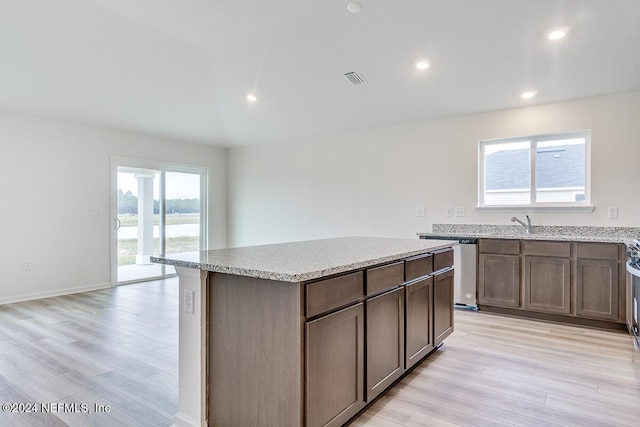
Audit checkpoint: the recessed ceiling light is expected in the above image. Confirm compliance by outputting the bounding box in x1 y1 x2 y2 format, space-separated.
415 61 430 70
347 1 362 14
547 29 567 41
246 94 257 103
521 91 537 100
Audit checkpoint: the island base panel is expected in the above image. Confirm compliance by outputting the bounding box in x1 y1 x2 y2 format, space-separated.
208 273 303 427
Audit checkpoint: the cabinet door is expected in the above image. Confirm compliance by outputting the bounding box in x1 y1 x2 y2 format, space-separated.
366 287 405 401
576 259 619 320
434 269 454 345
306 303 365 427
524 256 571 314
478 254 520 308
405 276 433 369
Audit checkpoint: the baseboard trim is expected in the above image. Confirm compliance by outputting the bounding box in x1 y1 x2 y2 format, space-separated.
0 282 114 305
478 304 627 332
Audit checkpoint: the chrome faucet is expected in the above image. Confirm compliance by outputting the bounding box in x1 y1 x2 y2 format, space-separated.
511 215 532 235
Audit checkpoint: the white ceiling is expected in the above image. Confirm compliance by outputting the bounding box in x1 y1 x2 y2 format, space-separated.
1 0 639 147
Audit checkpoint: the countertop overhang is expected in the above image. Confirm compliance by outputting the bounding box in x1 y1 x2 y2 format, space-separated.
151 236 457 282
418 232 629 243
418 224 640 244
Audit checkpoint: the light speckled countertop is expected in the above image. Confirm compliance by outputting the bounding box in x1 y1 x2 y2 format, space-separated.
418 224 640 244
151 236 457 282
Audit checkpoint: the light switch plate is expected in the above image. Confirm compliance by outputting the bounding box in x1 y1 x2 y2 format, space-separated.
415 207 426 217
454 207 466 217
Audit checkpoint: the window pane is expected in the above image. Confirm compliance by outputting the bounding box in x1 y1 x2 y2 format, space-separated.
535 138 585 203
116 168 163 282
164 172 202 275
483 141 531 205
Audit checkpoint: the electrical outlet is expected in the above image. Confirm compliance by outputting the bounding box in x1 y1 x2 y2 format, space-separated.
445 207 453 217
24 261 33 270
90 208 103 216
608 207 618 219
184 289 194 314
454 207 466 217
415 207 426 217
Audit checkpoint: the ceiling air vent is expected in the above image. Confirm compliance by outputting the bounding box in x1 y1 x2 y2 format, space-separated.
344 70 366 86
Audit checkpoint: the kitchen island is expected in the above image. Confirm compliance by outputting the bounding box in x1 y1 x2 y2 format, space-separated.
152 236 457 427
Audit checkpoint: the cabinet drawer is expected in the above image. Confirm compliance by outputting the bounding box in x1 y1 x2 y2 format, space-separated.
522 241 570 257
433 248 454 272
576 243 620 260
306 272 364 318
366 262 404 296
479 239 519 255
405 253 433 281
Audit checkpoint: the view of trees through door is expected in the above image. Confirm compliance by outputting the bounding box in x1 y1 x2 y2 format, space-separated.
114 162 206 283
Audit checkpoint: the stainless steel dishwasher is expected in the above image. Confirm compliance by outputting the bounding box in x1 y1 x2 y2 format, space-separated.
419 235 478 308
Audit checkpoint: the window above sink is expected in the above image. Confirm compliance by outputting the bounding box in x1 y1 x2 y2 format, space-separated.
477 130 593 212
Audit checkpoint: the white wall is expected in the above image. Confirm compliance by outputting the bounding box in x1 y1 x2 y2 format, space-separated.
0 112 227 304
3 91 638 301
227 91 640 247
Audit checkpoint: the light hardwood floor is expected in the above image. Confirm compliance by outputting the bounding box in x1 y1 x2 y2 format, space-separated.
1 281 639 426
0 279 178 426
353 308 640 427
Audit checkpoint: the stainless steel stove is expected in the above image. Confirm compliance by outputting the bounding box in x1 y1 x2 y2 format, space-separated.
626 240 640 351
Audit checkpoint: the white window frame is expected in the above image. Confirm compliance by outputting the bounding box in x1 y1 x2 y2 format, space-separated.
110 156 210 285
477 130 593 212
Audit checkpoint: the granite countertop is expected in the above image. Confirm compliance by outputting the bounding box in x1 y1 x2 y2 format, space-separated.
418 224 640 244
151 236 457 282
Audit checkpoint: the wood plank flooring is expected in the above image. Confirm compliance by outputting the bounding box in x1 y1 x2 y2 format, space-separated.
352 308 640 427
0 279 178 426
1 281 639 426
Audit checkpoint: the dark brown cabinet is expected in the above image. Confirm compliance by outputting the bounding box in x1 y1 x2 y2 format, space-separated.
523 256 571 314
306 303 365 427
306 271 364 318
434 268 454 345
433 248 454 272
576 259 618 320
305 246 455 426
366 262 404 296
478 239 626 327
366 287 405 401
404 276 433 369
207 242 456 427
521 241 571 315
575 243 621 321
405 253 433 282
478 239 520 308
478 253 520 308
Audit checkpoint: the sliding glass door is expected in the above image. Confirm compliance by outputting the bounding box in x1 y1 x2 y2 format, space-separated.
113 158 207 284
163 171 203 275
